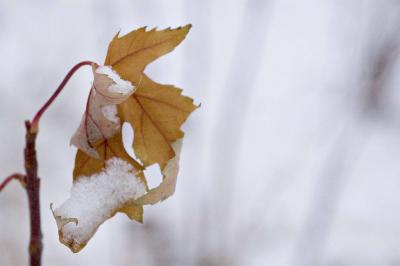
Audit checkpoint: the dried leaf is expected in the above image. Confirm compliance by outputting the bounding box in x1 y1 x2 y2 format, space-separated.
136 139 182 205
53 158 146 252
73 131 147 222
105 25 196 167
70 64 135 158
70 64 146 224
118 76 196 168
55 25 196 253
105 25 192 81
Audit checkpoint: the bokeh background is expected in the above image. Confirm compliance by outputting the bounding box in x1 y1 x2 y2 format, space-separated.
1 0 400 265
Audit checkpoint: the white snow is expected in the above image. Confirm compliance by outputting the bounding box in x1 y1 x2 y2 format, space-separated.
101 105 119 124
95 65 134 94
53 157 146 251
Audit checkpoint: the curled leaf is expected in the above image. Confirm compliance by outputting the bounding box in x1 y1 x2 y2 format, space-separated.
73 131 147 223
56 25 196 253
53 158 146 253
136 139 182 205
70 64 135 158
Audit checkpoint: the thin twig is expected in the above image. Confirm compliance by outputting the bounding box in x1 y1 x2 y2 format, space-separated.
0 59 94 266
0 173 25 191
26 61 94 265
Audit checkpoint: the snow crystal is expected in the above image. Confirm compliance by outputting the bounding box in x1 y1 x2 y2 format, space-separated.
95 65 134 94
53 157 146 251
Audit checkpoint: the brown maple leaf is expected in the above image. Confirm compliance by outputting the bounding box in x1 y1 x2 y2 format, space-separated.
53 25 196 253
106 25 197 168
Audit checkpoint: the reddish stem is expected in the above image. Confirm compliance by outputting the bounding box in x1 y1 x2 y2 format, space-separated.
0 173 24 191
24 121 42 266
0 60 98 266
2 60 97 265
30 60 94 132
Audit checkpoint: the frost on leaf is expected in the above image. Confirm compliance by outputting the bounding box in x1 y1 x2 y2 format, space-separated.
52 157 146 253
70 64 135 158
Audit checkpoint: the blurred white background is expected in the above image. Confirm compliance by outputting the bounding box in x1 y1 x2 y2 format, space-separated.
1 0 400 265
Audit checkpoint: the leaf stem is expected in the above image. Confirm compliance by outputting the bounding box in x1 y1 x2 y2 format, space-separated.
0 173 25 191
30 60 95 133
23 60 94 265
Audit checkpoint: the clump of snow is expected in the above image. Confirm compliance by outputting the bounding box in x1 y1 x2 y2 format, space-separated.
95 65 134 94
53 157 146 252
101 105 119 124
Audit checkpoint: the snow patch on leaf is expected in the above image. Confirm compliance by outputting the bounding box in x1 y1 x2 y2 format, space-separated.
101 105 119 124
70 64 136 158
52 157 146 253
95 65 134 94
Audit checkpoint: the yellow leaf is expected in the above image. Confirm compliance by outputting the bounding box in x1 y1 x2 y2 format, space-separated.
70 64 136 159
73 131 147 223
55 25 196 253
117 202 144 223
73 132 142 179
118 75 196 167
53 156 146 253
104 25 196 167
136 139 182 205
105 25 192 82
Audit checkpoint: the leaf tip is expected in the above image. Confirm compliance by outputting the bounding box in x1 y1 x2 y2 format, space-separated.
113 30 121 40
